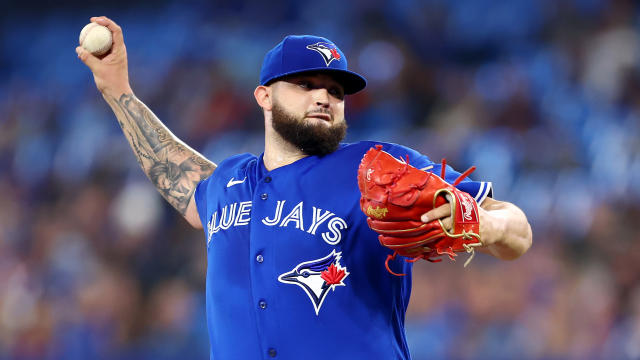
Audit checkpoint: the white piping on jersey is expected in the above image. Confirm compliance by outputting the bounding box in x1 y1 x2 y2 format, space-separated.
475 182 493 204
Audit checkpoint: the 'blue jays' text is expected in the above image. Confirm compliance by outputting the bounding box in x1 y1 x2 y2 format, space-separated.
207 200 348 246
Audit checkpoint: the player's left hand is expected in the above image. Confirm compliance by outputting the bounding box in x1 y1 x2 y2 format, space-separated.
420 200 502 248
420 202 454 232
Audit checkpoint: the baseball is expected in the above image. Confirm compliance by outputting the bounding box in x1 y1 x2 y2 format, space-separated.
79 23 113 56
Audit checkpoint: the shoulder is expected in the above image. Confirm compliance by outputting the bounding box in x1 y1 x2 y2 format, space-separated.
338 140 402 151
193 152 257 229
340 141 434 168
196 152 257 194
337 141 423 156
217 153 258 171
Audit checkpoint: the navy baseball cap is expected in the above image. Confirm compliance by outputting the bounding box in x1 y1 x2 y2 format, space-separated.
260 35 367 95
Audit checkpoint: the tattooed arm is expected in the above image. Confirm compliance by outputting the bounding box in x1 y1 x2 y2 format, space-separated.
76 16 214 229
104 94 215 227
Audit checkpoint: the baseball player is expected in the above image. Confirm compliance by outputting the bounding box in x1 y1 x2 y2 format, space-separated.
77 16 532 360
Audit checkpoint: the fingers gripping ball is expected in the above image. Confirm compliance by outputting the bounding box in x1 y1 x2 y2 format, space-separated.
79 23 113 56
357 145 483 276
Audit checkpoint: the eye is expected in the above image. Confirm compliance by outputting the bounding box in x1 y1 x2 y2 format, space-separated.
329 87 344 99
297 81 311 89
301 271 310 278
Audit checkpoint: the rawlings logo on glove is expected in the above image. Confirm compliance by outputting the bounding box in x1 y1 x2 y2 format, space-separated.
366 206 389 219
357 145 483 276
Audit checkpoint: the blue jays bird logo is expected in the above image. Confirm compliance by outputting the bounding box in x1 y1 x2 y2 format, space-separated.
306 42 342 66
278 250 349 315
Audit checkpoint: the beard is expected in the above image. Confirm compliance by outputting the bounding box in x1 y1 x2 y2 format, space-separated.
271 102 347 156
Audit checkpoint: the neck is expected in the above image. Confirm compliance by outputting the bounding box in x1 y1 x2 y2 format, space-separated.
263 124 307 171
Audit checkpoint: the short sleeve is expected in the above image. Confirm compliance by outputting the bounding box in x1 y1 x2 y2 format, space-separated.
195 173 215 230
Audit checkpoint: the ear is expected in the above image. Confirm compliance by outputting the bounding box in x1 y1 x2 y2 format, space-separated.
254 85 273 111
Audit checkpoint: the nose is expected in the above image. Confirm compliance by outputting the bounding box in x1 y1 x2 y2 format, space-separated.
312 88 330 108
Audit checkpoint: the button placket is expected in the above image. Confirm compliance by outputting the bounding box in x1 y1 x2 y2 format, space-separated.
254 172 276 357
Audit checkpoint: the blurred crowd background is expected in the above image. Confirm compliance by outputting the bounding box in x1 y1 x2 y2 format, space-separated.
1 0 639 359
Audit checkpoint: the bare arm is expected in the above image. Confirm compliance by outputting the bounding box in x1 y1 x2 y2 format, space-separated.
76 16 214 228
422 197 532 260
475 197 532 260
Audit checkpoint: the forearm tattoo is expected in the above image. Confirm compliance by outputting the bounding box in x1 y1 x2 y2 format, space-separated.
106 93 216 215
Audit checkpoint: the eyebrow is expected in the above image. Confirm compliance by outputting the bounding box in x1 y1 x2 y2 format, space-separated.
294 77 343 90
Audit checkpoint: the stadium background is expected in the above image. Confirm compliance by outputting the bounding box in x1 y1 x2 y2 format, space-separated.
1 0 639 358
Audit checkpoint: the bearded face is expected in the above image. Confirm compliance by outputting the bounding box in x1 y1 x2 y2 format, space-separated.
271 100 347 156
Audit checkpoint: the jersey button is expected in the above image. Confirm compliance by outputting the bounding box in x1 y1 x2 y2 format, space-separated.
264 176 272 183
260 193 268 200
268 348 277 357
256 254 264 263
259 300 267 309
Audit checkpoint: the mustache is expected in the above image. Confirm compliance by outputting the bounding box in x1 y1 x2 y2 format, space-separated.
304 108 333 121
305 108 331 115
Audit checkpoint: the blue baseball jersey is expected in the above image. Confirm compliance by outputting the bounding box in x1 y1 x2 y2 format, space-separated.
194 141 492 360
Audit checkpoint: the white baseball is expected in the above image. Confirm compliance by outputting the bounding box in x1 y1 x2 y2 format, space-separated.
79 23 113 56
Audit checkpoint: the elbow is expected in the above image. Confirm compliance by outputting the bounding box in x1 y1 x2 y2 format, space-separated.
506 221 533 260
506 204 533 260
490 221 532 261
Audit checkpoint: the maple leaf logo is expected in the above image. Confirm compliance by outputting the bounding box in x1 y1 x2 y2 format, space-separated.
321 263 346 285
330 48 341 60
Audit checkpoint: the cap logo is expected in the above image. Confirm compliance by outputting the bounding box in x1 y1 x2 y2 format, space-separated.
306 42 341 66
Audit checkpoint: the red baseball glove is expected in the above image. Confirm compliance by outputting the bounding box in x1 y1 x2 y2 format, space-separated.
357 145 483 276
